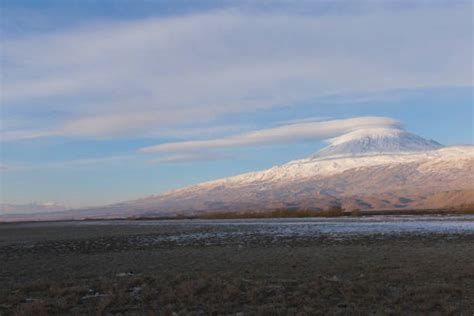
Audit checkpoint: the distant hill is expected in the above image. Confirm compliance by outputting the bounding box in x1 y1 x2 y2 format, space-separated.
0 202 67 215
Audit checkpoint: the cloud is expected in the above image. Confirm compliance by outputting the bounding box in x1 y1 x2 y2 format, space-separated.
276 117 331 125
147 124 250 139
2 4 472 139
1 122 250 142
1 129 58 142
139 116 400 153
1 155 135 173
148 153 231 164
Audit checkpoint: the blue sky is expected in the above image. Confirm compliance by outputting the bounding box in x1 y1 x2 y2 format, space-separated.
1 0 473 207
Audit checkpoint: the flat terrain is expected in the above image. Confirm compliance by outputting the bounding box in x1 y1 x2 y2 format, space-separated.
1 217 473 315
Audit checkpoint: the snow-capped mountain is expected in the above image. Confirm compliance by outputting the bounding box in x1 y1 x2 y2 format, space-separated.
124 140 471 216
2 128 473 221
315 128 443 158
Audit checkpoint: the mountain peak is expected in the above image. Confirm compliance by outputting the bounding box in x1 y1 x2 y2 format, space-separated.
315 128 443 158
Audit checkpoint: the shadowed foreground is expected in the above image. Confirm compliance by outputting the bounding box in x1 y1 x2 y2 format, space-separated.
0 219 473 315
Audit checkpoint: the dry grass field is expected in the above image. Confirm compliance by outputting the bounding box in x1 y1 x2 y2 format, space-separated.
0 218 473 315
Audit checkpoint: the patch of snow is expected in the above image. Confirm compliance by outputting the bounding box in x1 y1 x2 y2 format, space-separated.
174 145 473 191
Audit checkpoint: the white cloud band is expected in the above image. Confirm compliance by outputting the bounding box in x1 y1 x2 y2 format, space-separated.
140 116 400 153
2 5 472 139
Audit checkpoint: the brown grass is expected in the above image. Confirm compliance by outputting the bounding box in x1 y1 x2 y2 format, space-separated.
1 219 473 314
198 206 346 219
450 204 474 214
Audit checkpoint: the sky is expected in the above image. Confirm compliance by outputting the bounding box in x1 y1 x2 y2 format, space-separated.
0 0 473 208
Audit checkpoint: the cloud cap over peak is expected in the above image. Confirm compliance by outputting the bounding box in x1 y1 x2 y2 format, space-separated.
139 116 401 154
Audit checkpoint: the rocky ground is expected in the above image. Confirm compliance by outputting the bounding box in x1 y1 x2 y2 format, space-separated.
0 219 473 315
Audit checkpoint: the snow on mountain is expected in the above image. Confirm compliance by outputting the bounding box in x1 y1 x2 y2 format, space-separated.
316 127 443 158
2 128 472 221
163 128 460 191
81 129 473 217
162 145 473 198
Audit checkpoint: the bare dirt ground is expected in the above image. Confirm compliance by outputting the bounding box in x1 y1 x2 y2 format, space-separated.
0 218 473 315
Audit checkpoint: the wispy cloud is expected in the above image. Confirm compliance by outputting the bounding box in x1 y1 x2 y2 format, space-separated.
140 116 400 153
148 153 231 164
277 117 331 126
146 124 252 140
2 4 472 140
0 164 9 172
1 129 58 142
1 155 135 172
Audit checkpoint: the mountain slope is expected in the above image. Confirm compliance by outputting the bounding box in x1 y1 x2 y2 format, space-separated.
2 128 473 221
108 145 473 216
